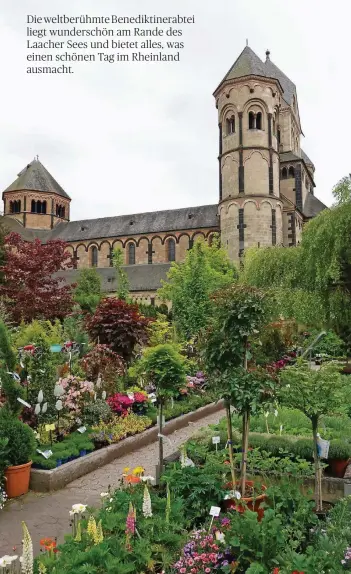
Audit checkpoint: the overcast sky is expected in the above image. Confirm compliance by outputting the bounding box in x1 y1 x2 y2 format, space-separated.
0 0 349 221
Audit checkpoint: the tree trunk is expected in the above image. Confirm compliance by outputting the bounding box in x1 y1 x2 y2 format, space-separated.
225 400 236 488
158 401 164 476
241 410 250 496
312 416 322 511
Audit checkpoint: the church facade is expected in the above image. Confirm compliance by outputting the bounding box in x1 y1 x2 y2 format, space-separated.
1 45 326 305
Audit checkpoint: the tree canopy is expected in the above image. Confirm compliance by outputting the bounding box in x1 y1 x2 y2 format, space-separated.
74 268 102 313
158 237 238 339
0 232 74 324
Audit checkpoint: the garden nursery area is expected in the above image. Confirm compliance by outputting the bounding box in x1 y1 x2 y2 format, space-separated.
0 184 351 573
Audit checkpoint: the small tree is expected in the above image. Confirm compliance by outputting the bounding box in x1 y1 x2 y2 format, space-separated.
332 174 351 205
159 237 237 339
113 248 130 301
140 344 186 476
86 298 151 364
0 320 15 371
280 361 345 511
80 344 125 394
0 232 74 323
74 268 102 313
26 335 56 414
202 285 275 495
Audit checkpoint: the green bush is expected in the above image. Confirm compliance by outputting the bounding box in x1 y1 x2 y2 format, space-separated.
0 414 36 466
82 399 113 426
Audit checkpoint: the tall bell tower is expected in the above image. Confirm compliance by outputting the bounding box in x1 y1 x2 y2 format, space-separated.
214 45 284 261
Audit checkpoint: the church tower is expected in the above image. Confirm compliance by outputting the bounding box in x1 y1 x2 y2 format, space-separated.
2 157 71 230
214 45 284 261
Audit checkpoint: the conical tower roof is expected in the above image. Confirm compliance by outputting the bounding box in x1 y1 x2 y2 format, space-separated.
3 158 70 200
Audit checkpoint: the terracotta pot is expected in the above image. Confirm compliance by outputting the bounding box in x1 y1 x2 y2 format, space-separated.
223 480 267 520
329 458 350 478
5 461 32 498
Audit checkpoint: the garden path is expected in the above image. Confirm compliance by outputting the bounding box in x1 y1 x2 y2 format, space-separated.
0 407 225 556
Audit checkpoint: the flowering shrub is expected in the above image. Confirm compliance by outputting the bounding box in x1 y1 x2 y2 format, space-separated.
107 393 134 416
59 376 95 414
342 547 351 569
107 390 150 416
90 412 152 446
173 529 234 572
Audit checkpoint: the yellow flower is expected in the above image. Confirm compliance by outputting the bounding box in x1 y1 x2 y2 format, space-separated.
87 515 97 542
96 520 104 544
132 466 145 476
123 467 130 473
74 521 81 542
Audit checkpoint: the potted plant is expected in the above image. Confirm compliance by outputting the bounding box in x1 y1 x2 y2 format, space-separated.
327 440 351 478
0 370 36 497
280 361 345 512
202 284 275 516
0 415 36 497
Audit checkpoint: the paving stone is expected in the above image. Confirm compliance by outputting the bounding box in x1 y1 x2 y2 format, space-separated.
0 409 224 557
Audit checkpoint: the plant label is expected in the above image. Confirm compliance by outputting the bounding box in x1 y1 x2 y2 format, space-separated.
212 436 220 444
37 449 53 459
45 424 55 432
317 437 330 459
209 506 221 517
17 397 32 409
157 416 166 426
77 426 87 434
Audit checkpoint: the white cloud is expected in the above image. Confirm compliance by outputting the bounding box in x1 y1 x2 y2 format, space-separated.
0 0 349 220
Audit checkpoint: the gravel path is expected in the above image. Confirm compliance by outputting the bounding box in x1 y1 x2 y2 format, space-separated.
0 408 224 556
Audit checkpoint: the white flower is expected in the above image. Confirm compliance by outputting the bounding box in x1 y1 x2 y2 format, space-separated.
71 503 87 514
140 476 155 484
234 490 241 500
215 531 225 542
264 411 269 418
34 404 41 415
102 391 106 400
100 492 109 498
21 522 33 574
274 409 278 417
0 555 18 566
37 390 44 404
42 403 48 414
142 485 152 518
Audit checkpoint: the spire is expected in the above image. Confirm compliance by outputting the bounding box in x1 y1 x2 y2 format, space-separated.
265 49 270 61
246 38 249 46
3 158 70 200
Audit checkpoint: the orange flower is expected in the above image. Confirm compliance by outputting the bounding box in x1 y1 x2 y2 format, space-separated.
125 474 141 484
40 537 56 551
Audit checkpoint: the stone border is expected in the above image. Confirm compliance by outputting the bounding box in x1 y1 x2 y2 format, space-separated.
29 400 225 493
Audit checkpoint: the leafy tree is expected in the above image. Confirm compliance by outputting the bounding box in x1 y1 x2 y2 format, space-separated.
0 216 8 284
12 319 63 348
280 361 345 511
73 268 102 313
202 284 275 495
0 232 74 324
25 335 56 415
332 174 351 205
80 343 125 394
140 343 186 474
0 320 15 371
159 237 237 339
113 247 130 301
86 298 151 364
147 313 175 347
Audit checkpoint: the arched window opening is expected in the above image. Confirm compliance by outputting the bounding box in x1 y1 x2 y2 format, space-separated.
36 200 41 213
277 128 281 144
31 200 36 213
167 239 176 262
56 204 66 218
9 201 14 214
288 166 295 178
128 242 136 265
42 201 47 214
273 117 276 136
91 246 98 268
16 200 21 213
256 112 262 130
281 167 288 180
226 115 235 135
249 111 255 129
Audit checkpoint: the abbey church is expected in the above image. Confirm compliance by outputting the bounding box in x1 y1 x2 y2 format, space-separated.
1 45 326 305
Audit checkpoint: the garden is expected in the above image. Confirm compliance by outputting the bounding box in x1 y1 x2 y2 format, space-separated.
0 177 351 573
